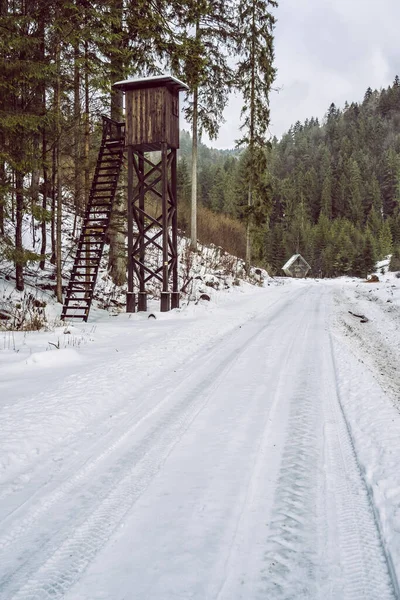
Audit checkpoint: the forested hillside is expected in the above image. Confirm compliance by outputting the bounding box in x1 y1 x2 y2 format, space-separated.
182 78 400 276
0 0 276 296
1 0 399 295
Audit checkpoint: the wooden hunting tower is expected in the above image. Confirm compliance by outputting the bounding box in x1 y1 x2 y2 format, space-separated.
114 75 189 312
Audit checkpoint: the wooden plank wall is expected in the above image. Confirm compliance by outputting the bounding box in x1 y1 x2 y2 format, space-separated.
125 86 180 149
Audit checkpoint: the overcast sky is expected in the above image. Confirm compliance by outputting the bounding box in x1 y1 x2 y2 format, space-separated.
197 0 400 149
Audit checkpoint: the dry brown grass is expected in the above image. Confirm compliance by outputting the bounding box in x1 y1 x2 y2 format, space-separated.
146 196 246 259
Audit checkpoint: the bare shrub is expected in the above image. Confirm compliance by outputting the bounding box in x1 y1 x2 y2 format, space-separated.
177 202 246 259
0 291 47 331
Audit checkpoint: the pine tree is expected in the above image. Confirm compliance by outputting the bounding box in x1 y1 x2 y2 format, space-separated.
172 0 234 251
378 219 393 258
177 156 191 206
382 148 400 217
389 246 400 271
321 166 332 219
349 159 364 226
236 0 277 270
0 0 51 290
363 234 376 277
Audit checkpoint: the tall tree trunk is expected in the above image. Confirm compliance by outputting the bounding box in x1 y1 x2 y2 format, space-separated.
245 185 252 272
38 7 46 268
84 39 90 207
15 169 24 291
245 3 257 273
50 145 56 265
39 125 48 270
190 85 198 251
30 132 40 248
56 147 62 302
108 0 126 286
55 39 63 303
0 0 5 235
0 132 5 235
190 19 200 252
73 38 82 231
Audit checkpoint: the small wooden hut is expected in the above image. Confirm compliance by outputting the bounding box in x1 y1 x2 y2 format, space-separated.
282 254 311 278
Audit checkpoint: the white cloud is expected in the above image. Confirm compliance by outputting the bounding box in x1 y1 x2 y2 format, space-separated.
195 0 400 149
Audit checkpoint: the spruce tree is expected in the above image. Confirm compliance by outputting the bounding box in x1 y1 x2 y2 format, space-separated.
349 159 364 226
389 246 400 271
363 234 376 277
171 0 235 251
378 220 393 258
235 0 277 270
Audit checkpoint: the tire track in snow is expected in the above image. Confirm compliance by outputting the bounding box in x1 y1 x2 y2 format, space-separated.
0 288 308 600
238 288 397 599
258 326 321 599
214 299 310 600
0 287 306 551
324 332 399 600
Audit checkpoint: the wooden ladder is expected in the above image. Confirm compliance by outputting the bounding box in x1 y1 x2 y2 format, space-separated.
61 116 125 322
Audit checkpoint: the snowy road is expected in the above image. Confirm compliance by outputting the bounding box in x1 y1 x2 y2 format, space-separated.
1 282 400 599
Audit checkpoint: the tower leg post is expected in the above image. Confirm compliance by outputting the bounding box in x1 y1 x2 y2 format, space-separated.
138 292 147 312
126 292 136 313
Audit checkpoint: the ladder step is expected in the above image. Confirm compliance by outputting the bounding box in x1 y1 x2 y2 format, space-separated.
78 241 105 246
67 281 96 287
73 256 102 260
62 117 125 322
70 275 97 281
66 292 94 298
69 278 96 283
85 219 108 224
72 264 100 269
81 232 105 237
63 298 87 310
69 275 97 280
65 297 92 304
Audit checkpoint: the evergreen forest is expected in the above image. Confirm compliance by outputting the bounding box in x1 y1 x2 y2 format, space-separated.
1 0 400 296
0 0 276 293
178 78 400 277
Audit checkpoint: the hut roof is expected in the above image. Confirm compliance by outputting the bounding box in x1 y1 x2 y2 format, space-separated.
282 253 311 276
113 75 189 93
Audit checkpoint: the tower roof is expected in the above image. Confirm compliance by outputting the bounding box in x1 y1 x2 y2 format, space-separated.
113 75 189 93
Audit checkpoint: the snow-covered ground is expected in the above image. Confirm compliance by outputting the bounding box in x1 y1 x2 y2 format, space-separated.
1 271 400 599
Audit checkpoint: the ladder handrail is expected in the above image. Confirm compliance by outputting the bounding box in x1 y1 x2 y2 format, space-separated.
101 115 125 142
61 122 125 322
